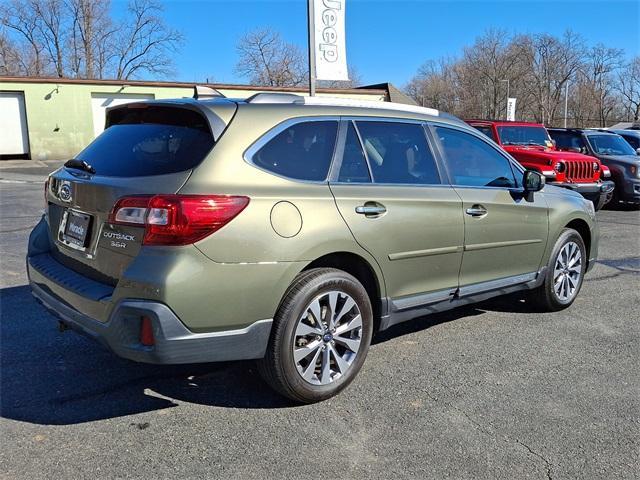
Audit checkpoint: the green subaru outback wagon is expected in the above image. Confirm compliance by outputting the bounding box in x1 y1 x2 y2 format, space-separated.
28 91 598 403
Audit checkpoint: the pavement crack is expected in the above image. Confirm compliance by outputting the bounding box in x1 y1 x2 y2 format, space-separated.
426 382 554 480
516 439 553 480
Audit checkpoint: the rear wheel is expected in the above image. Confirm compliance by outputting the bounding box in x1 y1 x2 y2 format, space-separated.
529 228 587 312
258 268 373 403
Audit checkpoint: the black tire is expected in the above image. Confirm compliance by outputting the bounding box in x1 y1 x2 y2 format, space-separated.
257 268 373 403
529 228 587 312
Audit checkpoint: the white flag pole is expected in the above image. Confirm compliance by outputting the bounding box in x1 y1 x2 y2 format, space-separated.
307 0 316 97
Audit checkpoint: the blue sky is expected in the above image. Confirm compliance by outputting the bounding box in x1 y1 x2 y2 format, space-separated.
114 0 639 86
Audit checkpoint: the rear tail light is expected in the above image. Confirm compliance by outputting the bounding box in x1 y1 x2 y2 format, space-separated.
109 194 249 246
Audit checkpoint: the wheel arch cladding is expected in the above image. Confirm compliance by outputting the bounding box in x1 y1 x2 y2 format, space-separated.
303 252 383 330
565 219 591 259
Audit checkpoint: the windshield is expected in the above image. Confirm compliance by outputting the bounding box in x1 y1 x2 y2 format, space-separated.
497 126 552 147
587 135 636 156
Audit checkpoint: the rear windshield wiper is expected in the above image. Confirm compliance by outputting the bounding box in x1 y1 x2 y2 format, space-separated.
64 158 96 174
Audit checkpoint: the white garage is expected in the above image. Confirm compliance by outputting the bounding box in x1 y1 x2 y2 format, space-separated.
0 91 30 158
91 93 155 138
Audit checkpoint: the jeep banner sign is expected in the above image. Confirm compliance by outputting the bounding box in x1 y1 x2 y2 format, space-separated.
311 0 349 82
507 97 517 121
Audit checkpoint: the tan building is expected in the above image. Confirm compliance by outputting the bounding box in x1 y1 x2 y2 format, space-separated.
0 77 405 161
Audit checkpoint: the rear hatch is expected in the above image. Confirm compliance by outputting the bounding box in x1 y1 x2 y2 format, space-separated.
45 104 220 284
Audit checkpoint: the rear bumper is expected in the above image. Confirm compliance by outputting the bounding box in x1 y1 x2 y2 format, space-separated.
549 180 615 210
28 253 272 365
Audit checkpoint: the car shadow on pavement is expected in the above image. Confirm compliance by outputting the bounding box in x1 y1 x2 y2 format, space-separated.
0 285 293 426
1 284 540 425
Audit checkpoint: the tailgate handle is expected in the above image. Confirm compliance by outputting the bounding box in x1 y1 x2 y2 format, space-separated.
355 203 386 216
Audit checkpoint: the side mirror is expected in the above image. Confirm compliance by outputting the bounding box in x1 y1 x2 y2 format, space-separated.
523 170 545 193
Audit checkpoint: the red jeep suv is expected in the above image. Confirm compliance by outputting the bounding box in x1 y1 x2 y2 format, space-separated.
467 120 614 209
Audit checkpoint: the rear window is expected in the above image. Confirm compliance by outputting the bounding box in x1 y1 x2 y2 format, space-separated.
251 120 338 181
75 106 214 177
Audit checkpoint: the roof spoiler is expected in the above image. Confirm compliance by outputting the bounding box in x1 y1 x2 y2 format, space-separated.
193 85 225 99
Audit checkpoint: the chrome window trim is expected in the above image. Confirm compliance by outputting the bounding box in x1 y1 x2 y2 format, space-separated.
243 116 341 184
330 181 453 188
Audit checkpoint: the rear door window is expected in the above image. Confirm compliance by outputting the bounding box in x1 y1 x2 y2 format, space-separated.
621 134 640 149
251 120 338 181
435 126 518 188
354 121 441 185
76 107 215 177
550 131 586 151
472 125 496 142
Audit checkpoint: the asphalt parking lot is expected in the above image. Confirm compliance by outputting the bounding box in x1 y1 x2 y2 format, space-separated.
0 164 638 479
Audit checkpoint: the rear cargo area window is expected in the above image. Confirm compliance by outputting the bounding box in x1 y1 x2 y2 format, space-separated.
75 107 214 177
251 120 338 181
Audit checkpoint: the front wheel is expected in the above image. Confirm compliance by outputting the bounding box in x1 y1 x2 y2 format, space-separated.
529 228 587 312
258 268 374 403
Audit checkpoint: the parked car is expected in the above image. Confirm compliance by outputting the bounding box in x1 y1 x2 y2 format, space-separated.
548 128 640 207
608 129 640 152
28 92 599 403
467 120 614 210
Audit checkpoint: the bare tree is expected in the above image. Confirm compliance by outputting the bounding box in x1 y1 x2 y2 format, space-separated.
0 0 48 75
406 58 459 113
235 28 307 87
520 31 585 124
575 44 625 126
404 30 635 127
113 0 182 80
1 0 181 80
31 0 69 77
457 29 523 119
66 0 112 78
617 57 640 121
0 28 24 75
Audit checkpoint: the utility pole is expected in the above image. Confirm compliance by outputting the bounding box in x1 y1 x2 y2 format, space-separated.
307 0 316 97
564 82 570 128
501 79 510 120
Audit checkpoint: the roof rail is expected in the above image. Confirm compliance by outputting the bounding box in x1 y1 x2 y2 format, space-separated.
245 92 440 117
193 85 225 99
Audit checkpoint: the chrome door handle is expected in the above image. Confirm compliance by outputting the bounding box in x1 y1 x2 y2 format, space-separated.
355 204 386 216
465 205 488 217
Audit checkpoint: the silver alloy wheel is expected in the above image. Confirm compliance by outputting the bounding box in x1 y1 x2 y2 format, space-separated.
553 241 582 301
293 290 362 386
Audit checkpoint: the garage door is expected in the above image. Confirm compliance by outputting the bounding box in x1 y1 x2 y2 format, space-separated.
0 91 30 158
91 93 154 138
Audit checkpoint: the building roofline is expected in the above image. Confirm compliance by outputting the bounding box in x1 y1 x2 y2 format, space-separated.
0 75 388 97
